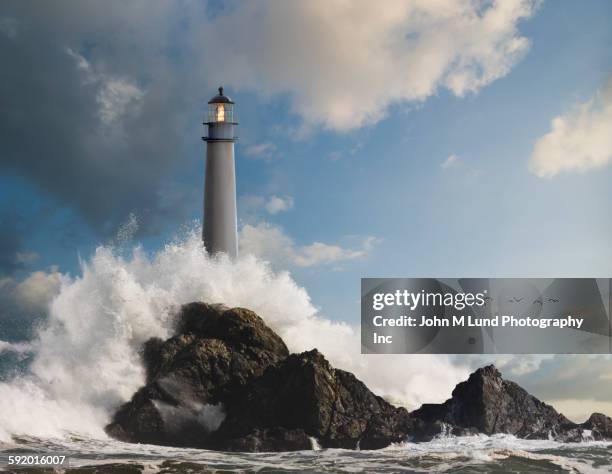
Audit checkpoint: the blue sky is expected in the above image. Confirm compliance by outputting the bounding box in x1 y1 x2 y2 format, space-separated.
1 0 612 326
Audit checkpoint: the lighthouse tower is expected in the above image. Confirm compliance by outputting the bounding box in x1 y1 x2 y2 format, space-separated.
202 87 238 258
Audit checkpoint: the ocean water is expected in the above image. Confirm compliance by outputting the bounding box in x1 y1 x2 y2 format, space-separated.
0 229 609 472
1 434 611 473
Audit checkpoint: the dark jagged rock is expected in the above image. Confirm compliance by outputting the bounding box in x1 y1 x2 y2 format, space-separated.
176 303 288 357
105 303 289 447
582 413 612 440
106 302 411 451
409 365 580 441
212 349 412 451
106 302 612 452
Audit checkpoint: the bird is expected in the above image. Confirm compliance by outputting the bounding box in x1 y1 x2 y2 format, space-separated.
548 298 559 303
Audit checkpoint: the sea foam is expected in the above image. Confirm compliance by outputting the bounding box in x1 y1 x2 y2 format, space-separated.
0 230 467 442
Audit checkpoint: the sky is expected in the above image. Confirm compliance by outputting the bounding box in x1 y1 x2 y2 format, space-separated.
1 0 612 421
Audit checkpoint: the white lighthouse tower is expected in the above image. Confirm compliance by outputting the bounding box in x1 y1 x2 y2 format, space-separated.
202 87 238 258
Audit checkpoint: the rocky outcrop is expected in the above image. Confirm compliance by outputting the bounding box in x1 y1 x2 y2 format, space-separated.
410 365 582 441
213 349 412 451
582 413 612 440
106 302 612 452
105 303 289 447
106 303 410 451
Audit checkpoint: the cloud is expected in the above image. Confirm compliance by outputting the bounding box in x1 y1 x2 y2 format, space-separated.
264 195 293 214
203 0 537 131
240 194 294 219
244 143 277 161
292 242 364 267
96 79 144 127
11 270 62 312
65 48 145 127
0 1 199 236
529 78 612 177
0 0 537 237
0 269 62 340
441 153 461 169
240 223 377 268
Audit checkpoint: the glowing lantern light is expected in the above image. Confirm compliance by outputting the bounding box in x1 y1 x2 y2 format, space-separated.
216 104 225 122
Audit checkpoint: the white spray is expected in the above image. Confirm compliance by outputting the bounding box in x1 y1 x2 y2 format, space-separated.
0 231 468 442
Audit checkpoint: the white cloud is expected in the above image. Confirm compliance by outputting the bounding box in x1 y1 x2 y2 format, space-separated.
201 0 537 131
264 195 293 214
529 78 612 177
66 48 144 127
2 1 538 237
0 269 63 340
12 270 62 313
292 242 364 267
240 223 377 267
96 79 144 126
244 143 277 161
241 194 294 218
441 153 461 169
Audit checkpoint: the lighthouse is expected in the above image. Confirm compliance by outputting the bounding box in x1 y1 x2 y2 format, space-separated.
202 87 238 258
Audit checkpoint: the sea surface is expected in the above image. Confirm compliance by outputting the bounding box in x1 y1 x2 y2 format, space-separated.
1 434 611 473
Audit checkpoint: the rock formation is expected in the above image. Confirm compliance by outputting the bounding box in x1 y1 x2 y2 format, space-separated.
106 303 411 450
582 412 612 440
105 303 289 447
410 365 582 441
213 349 413 451
106 302 611 451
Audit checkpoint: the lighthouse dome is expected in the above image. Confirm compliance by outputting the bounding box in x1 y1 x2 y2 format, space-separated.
208 86 234 104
